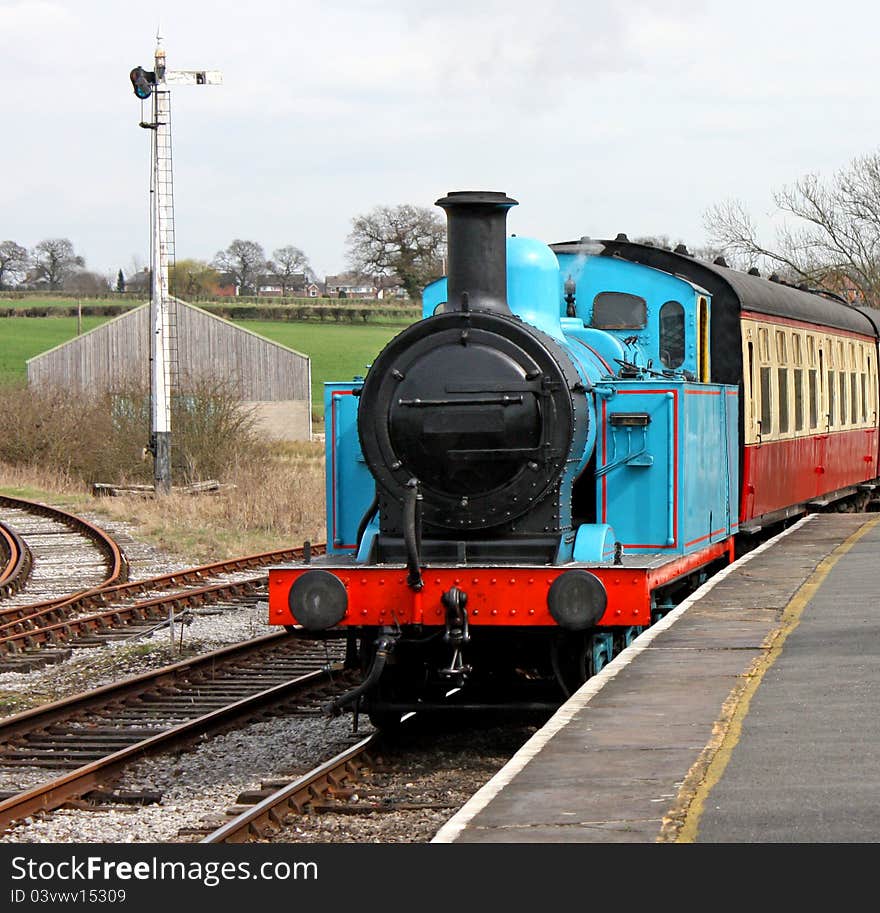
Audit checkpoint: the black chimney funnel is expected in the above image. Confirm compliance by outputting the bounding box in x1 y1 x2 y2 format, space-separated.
435 190 518 315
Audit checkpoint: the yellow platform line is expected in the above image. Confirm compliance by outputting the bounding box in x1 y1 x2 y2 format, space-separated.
659 513 880 843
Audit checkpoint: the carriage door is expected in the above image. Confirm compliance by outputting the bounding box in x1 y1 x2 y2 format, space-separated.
812 336 829 497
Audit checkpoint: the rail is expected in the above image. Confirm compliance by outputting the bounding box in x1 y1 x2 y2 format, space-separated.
0 521 32 598
0 633 345 832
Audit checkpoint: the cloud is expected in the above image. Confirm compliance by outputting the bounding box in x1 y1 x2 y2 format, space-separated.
0 0 74 31
4 0 880 280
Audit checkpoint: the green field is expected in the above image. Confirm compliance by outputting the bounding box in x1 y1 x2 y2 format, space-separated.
0 297 143 312
0 316 114 387
231 319 408 412
0 316 412 416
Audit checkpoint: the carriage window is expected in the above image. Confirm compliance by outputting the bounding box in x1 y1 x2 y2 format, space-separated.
759 328 770 362
828 370 836 426
851 373 859 425
659 300 685 369
793 334 803 366
808 369 818 429
776 330 787 363
794 368 804 431
591 292 647 329
840 371 848 425
778 368 789 433
861 373 868 422
806 335 816 366
760 367 772 435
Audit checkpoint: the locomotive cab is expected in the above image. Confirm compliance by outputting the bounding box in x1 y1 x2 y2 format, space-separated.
553 241 712 385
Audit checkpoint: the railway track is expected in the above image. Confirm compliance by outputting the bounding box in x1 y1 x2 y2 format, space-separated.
0 496 808 843
0 519 32 599
0 632 350 836
0 494 326 670
200 713 546 844
202 731 383 843
0 495 128 606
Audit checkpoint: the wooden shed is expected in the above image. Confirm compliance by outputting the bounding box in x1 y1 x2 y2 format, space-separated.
26 300 312 441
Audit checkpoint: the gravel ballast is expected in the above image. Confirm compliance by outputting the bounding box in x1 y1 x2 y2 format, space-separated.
0 510 539 844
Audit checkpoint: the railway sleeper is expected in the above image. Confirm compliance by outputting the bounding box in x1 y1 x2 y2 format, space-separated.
45 727 162 738
18 738 140 750
0 752 111 764
81 790 163 806
119 700 236 712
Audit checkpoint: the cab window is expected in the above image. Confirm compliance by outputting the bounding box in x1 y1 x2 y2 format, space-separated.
592 292 647 329
659 300 685 369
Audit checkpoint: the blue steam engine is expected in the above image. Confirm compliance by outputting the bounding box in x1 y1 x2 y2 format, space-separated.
269 190 739 728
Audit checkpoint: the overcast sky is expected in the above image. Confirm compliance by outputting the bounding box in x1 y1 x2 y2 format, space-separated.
3 0 880 283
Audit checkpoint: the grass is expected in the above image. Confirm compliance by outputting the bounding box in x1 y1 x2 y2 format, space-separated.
0 316 114 387
0 440 327 565
90 443 328 562
229 319 409 411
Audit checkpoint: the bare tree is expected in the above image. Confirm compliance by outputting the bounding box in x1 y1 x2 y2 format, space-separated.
212 240 266 296
704 151 880 303
64 270 111 295
267 245 314 294
29 238 85 290
346 204 446 300
0 240 29 289
632 234 688 250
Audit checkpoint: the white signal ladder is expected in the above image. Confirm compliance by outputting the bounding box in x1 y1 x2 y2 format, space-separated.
151 84 178 400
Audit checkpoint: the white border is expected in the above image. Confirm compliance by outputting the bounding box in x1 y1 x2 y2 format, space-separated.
431 516 814 843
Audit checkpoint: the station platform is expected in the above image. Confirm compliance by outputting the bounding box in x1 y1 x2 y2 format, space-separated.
432 512 880 843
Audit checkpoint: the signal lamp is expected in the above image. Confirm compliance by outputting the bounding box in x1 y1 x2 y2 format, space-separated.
129 66 155 100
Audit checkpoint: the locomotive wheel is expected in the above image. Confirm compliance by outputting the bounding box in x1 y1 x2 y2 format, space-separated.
551 631 613 697
366 705 404 732
362 664 420 732
550 632 591 697
592 641 609 675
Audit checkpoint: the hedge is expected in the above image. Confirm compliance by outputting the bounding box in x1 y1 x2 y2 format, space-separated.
0 302 421 323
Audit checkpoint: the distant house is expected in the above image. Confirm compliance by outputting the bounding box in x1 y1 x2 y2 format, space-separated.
812 270 874 307
323 273 378 299
211 274 239 297
322 272 410 300
257 272 312 297
376 278 408 299
126 268 152 295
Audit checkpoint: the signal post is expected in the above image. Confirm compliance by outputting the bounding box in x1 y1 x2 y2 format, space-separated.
129 40 221 493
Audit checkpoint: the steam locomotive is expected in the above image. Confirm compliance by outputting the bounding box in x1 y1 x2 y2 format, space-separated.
269 190 880 728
